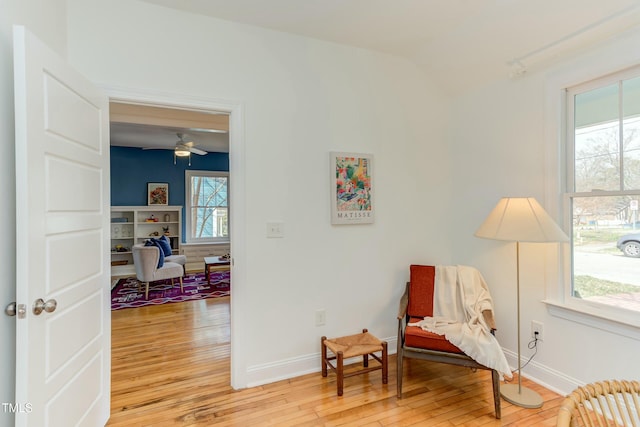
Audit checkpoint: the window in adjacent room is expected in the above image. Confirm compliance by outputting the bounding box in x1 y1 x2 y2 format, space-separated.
565 65 640 317
185 170 229 243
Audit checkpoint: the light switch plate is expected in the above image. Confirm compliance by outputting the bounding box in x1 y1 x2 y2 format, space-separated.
266 222 284 238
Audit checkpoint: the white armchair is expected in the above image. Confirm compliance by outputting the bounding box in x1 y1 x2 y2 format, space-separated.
165 253 187 275
132 244 184 299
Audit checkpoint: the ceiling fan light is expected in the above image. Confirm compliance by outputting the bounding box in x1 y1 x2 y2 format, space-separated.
175 147 190 157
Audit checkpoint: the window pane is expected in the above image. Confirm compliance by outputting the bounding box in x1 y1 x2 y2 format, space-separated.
572 195 640 311
623 76 640 190
574 84 620 192
191 176 228 207
190 207 228 239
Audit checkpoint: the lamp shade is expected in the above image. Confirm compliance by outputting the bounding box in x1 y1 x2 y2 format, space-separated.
475 197 569 243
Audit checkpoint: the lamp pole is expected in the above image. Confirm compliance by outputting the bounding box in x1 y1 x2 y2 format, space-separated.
500 241 543 408
516 241 522 394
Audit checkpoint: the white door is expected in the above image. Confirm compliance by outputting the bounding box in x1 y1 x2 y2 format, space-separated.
13 26 110 426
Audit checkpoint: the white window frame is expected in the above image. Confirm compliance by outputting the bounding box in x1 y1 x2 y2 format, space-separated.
544 63 640 338
185 170 230 244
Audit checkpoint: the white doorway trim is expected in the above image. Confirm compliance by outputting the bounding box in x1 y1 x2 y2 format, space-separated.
101 85 246 389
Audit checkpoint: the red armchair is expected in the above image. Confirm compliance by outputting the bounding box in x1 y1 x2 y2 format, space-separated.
396 265 502 419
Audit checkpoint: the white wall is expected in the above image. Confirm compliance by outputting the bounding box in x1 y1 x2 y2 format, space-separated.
450 29 640 394
0 0 67 423
66 0 454 387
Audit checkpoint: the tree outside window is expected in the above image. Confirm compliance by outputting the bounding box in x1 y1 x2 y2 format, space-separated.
186 171 228 242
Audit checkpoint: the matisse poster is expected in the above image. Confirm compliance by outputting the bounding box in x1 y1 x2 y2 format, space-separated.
330 152 374 224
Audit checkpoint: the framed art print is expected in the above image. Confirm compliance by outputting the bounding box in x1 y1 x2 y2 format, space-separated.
330 152 374 224
147 183 168 206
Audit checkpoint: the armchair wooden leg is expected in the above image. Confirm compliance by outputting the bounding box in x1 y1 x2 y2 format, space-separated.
145 282 149 300
396 346 403 398
179 276 183 293
491 369 501 419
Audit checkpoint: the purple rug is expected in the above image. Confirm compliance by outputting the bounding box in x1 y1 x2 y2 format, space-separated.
111 271 230 310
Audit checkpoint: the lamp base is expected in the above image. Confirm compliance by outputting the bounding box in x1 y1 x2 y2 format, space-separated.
501 383 543 408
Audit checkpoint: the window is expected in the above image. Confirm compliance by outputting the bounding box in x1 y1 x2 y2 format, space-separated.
185 170 229 243
565 66 640 317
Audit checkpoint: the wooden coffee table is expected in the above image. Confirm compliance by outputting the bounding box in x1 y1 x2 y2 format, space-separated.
204 256 230 284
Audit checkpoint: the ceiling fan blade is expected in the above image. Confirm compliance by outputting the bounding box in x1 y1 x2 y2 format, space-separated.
190 147 207 155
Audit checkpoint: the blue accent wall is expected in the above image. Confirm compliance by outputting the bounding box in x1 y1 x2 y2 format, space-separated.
110 146 229 241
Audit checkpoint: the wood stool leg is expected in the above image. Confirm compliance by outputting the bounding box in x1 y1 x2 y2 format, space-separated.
382 341 388 384
321 336 327 377
361 328 369 367
337 351 344 396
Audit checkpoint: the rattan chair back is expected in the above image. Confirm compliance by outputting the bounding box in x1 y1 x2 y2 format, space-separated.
557 380 640 427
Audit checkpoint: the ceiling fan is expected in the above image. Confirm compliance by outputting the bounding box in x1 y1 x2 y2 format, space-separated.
140 132 209 165
174 133 207 157
170 133 208 166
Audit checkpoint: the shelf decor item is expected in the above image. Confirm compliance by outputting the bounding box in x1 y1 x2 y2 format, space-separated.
147 183 169 206
330 152 374 225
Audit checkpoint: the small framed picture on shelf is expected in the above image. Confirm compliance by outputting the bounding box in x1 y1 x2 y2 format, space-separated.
147 183 168 206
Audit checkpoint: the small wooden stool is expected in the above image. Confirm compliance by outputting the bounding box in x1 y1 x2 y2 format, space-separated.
321 329 388 396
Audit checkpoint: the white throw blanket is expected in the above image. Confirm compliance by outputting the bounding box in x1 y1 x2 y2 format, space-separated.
408 265 512 380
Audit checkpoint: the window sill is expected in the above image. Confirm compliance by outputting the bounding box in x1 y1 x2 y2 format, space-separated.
182 241 230 247
543 299 640 340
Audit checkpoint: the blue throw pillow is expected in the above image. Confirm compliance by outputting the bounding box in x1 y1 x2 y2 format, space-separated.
158 235 173 256
144 239 164 268
154 241 165 268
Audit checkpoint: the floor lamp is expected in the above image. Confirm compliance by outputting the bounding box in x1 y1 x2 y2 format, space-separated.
475 197 568 408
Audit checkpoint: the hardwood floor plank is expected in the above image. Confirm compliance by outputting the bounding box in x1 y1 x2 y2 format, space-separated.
109 297 565 426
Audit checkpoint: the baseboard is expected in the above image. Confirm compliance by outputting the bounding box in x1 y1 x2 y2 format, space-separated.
243 338 579 397
502 347 581 396
245 335 397 388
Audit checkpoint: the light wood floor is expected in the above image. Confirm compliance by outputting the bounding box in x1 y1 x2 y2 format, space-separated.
109 297 564 426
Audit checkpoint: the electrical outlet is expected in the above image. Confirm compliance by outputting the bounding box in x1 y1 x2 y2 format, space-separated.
531 320 544 342
315 309 326 326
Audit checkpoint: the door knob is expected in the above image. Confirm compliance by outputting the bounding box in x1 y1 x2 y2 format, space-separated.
33 298 57 315
5 302 16 316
